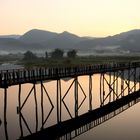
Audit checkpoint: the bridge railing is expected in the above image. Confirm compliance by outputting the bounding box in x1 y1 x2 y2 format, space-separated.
0 61 140 88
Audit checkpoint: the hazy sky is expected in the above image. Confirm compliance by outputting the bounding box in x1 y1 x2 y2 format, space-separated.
0 0 140 37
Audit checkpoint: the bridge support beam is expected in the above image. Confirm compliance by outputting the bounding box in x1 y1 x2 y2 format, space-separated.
57 79 62 123
33 83 38 132
113 72 115 101
128 68 130 95
4 88 8 140
75 77 78 117
109 72 111 103
116 71 119 100
100 73 105 106
121 70 124 97
89 75 92 111
134 67 136 92
41 81 44 129
18 84 23 138
100 74 103 107
74 77 78 136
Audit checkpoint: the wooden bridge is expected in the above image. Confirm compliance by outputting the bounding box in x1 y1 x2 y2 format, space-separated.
1 61 140 140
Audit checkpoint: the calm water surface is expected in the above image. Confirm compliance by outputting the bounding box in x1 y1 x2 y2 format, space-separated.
0 74 140 140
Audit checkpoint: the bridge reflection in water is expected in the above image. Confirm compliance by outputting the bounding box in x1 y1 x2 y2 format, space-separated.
0 61 140 140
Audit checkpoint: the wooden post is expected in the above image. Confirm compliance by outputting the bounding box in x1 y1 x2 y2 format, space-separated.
4 88 8 140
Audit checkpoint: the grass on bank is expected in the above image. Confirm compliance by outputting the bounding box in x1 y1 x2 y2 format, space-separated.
21 55 140 68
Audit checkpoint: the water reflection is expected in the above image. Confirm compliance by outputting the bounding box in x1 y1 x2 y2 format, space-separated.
0 73 140 140
71 97 140 140
2 90 140 140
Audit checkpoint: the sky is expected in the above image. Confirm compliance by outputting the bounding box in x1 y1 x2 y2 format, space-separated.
0 0 140 37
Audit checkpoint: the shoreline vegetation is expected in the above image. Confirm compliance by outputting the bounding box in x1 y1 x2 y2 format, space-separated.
0 49 140 68
22 56 140 68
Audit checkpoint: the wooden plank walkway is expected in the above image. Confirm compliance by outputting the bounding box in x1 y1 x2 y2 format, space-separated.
0 61 139 88
20 90 140 140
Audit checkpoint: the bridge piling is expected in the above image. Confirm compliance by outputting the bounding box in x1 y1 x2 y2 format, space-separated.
134 67 136 92
40 81 44 129
4 87 8 140
109 72 111 103
89 75 92 111
57 79 62 123
18 84 23 137
121 70 124 97
33 83 38 132
113 72 115 101
74 77 78 118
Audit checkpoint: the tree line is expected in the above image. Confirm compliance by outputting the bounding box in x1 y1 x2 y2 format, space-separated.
23 48 77 61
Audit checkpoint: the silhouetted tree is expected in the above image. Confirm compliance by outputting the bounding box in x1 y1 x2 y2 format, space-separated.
23 51 37 61
51 48 64 59
45 51 48 59
67 49 77 58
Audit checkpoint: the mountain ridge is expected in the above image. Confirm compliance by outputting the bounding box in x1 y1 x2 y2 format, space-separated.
0 28 140 54
0 35 21 39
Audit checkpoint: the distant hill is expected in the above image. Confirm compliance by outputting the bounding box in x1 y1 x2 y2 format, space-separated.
0 35 21 39
19 29 58 44
19 29 86 49
0 28 140 55
76 29 140 47
114 29 140 39
0 38 24 51
43 31 86 48
0 38 44 53
120 34 140 52
75 29 140 54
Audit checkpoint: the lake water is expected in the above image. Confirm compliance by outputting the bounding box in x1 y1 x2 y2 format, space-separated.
0 73 140 140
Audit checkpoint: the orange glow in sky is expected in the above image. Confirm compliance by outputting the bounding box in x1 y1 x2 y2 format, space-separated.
0 0 140 37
